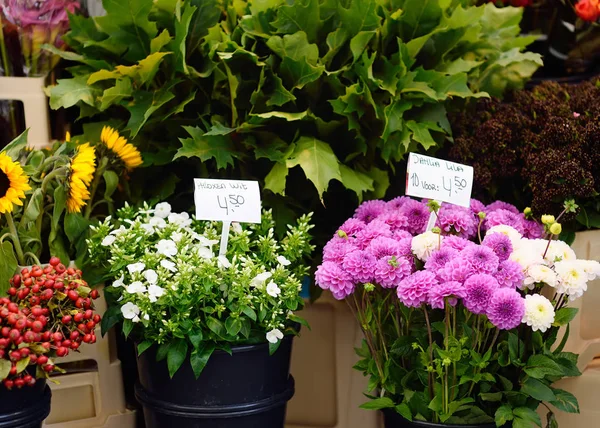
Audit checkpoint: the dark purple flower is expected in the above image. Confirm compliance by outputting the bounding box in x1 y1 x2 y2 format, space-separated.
374 256 412 288
397 271 438 308
399 199 430 235
463 273 499 315
470 199 486 216
355 200 387 223
387 196 412 211
523 219 544 239
482 233 513 262
486 288 525 330
428 281 466 309
315 261 355 300
494 260 525 288
462 245 499 275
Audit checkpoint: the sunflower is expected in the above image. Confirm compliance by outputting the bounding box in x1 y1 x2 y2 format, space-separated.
100 126 143 170
67 143 97 213
0 152 31 214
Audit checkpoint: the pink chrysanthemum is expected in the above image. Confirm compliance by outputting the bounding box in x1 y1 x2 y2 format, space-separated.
397 271 438 308
470 199 486 216
375 256 412 288
387 196 412 211
486 288 525 330
377 210 410 231
338 218 367 236
397 238 413 258
463 273 498 315
393 230 413 241
315 261 355 300
462 245 499 275
399 199 430 235
342 250 376 284
482 233 513 262
436 206 477 239
523 219 544 239
485 209 526 234
355 220 392 250
428 281 465 309
323 238 358 264
494 260 525 289
485 201 520 214
442 235 474 252
425 247 458 272
368 236 402 259
438 257 474 283
355 200 387 223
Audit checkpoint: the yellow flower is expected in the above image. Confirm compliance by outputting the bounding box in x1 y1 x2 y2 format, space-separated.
67 143 96 213
0 152 31 214
100 126 143 170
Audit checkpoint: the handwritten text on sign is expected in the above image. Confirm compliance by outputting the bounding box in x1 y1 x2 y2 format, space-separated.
194 179 261 223
405 153 473 208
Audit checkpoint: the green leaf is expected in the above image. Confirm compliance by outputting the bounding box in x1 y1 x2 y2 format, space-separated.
190 344 215 379
287 313 310 329
187 0 221 53
339 165 374 202
189 331 203 349
206 317 226 337
338 0 380 37
395 403 412 421
103 170 119 202
495 405 514 426
524 354 564 379
350 31 375 63
87 69 120 85
555 352 581 377
266 73 296 106
137 340 153 356
265 163 289 195
0 359 11 381
167 339 189 378
365 166 390 199
549 388 580 414
241 306 257 322
553 307 578 326
269 339 282 355
170 2 197 74
175 126 239 169
359 397 395 410
100 305 122 336
513 407 542 427
225 317 242 336
286 136 342 201
126 86 177 138
156 343 169 361
123 319 134 338
272 0 320 43
15 356 30 374
521 378 556 402
406 120 438 150
3 129 29 159
64 213 90 244
480 392 502 402
21 188 43 224
151 29 172 53
49 76 99 109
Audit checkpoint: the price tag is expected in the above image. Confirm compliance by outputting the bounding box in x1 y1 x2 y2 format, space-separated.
405 153 473 208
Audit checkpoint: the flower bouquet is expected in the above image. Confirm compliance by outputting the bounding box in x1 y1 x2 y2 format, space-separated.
86 203 313 427
316 197 599 427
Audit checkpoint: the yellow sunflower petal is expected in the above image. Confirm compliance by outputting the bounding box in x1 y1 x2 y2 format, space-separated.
0 152 31 214
67 144 97 214
99 126 143 170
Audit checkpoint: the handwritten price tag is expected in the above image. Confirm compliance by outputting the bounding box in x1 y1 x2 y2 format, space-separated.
194 178 261 223
405 153 473 208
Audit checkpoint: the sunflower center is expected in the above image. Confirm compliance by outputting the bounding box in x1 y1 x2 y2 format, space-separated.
0 169 9 198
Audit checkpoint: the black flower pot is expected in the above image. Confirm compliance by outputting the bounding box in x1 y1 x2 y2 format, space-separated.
135 336 295 428
0 379 51 428
383 409 502 428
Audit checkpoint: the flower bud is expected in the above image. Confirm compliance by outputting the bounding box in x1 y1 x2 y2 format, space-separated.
336 230 348 239
541 215 555 225
431 227 441 235
523 207 532 218
364 283 375 292
477 211 486 220
427 200 441 213
442 358 451 367
549 222 562 235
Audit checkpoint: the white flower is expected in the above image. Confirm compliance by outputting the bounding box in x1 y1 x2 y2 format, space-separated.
121 302 140 323
140 224 155 234
171 231 184 242
486 225 522 247
276 255 291 266
143 269 158 285
411 231 443 261
143 313 150 321
266 328 284 344
127 262 146 274
156 239 178 257
160 260 177 273
544 240 577 264
101 235 116 246
197 236 219 247
149 217 167 229
154 202 172 219
250 271 272 288
198 247 213 259
126 281 147 294
231 222 243 234
509 248 545 272
112 275 124 288
110 225 127 236
266 281 281 297
168 212 192 227
522 294 555 332
524 264 558 289
577 259 600 281
554 260 588 300
217 255 231 269
148 284 165 303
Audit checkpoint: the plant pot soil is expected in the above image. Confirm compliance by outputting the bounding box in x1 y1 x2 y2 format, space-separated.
0 378 51 428
135 336 295 428
382 408 503 428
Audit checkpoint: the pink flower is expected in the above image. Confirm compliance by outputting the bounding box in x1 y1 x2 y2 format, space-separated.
463 274 499 315
2 0 80 27
387 196 412 211
470 199 486 216
486 288 525 330
522 219 544 239
377 210 410 231
428 281 465 309
355 200 387 223
462 245 499 275
436 206 477 239
442 235 474 252
338 218 366 236
375 256 412 288
315 261 355 300
397 271 438 308
482 233 513 262
367 236 402 259
573 112 581 118
355 220 392 249
485 209 526 234
399 199 430 235
494 260 525 289
425 247 458 272
438 257 474 283
393 230 413 241
485 201 520 214
323 238 357 264
342 250 376 284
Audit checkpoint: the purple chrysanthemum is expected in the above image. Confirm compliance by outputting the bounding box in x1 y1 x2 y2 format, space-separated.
355 200 387 223
494 260 525 289
462 245 499 275
425 247 458 272
463 273 499 315
436 206 477 239
374 256 412 288
387 196 412 211
393 230 413 241
470 199 486 216
399 199 430 235
428 281 466 309
486 288 525 330
438 257 474 283
323 238 358 264
485 201 520 214
523 219 544 239
482 233 513 262
368 236 402 259
397 238 413 258
485 209 526 234
355 220 392 250
342 250 376 284
442 235 474 252
338 218 367 237
315 261 355 300
397 271 438 308
377 210 410 231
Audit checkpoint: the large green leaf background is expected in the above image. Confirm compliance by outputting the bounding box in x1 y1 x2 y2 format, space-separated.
48 0 540 227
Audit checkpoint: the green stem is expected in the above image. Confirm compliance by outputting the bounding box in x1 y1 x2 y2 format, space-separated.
423 307 435 401
84 163 107 219
23 252 40 265
5 212 25 265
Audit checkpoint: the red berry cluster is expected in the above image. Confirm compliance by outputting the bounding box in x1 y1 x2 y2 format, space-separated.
0 257 101 389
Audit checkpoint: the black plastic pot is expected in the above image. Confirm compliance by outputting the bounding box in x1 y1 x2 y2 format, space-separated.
135 336 295 428
0 379 51 428
383 409 501 428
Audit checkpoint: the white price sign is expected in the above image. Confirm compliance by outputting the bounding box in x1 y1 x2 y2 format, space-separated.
405 153 473 208
194 178 261 223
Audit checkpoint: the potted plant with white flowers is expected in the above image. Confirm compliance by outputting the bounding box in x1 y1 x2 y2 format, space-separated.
86 202 314 428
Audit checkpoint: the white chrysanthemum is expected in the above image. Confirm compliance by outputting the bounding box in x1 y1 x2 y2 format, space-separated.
121 302 140 323
277 255 291 266
101 235 116 246
143 269 158 285
126 281 147 294
509 248 545 272
154 202 171 219
524 264 558 289
486 225 522 247
522 294 555 332
266 328 284 344
266 281 281 297
554 260 588 300
156 239 177 257
544 240 577 264
148 284 165 303
251 271 272 288
127 262 145 274
577 259 600 281
411 231 443 261
149 217 166 229
160 260 177 272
